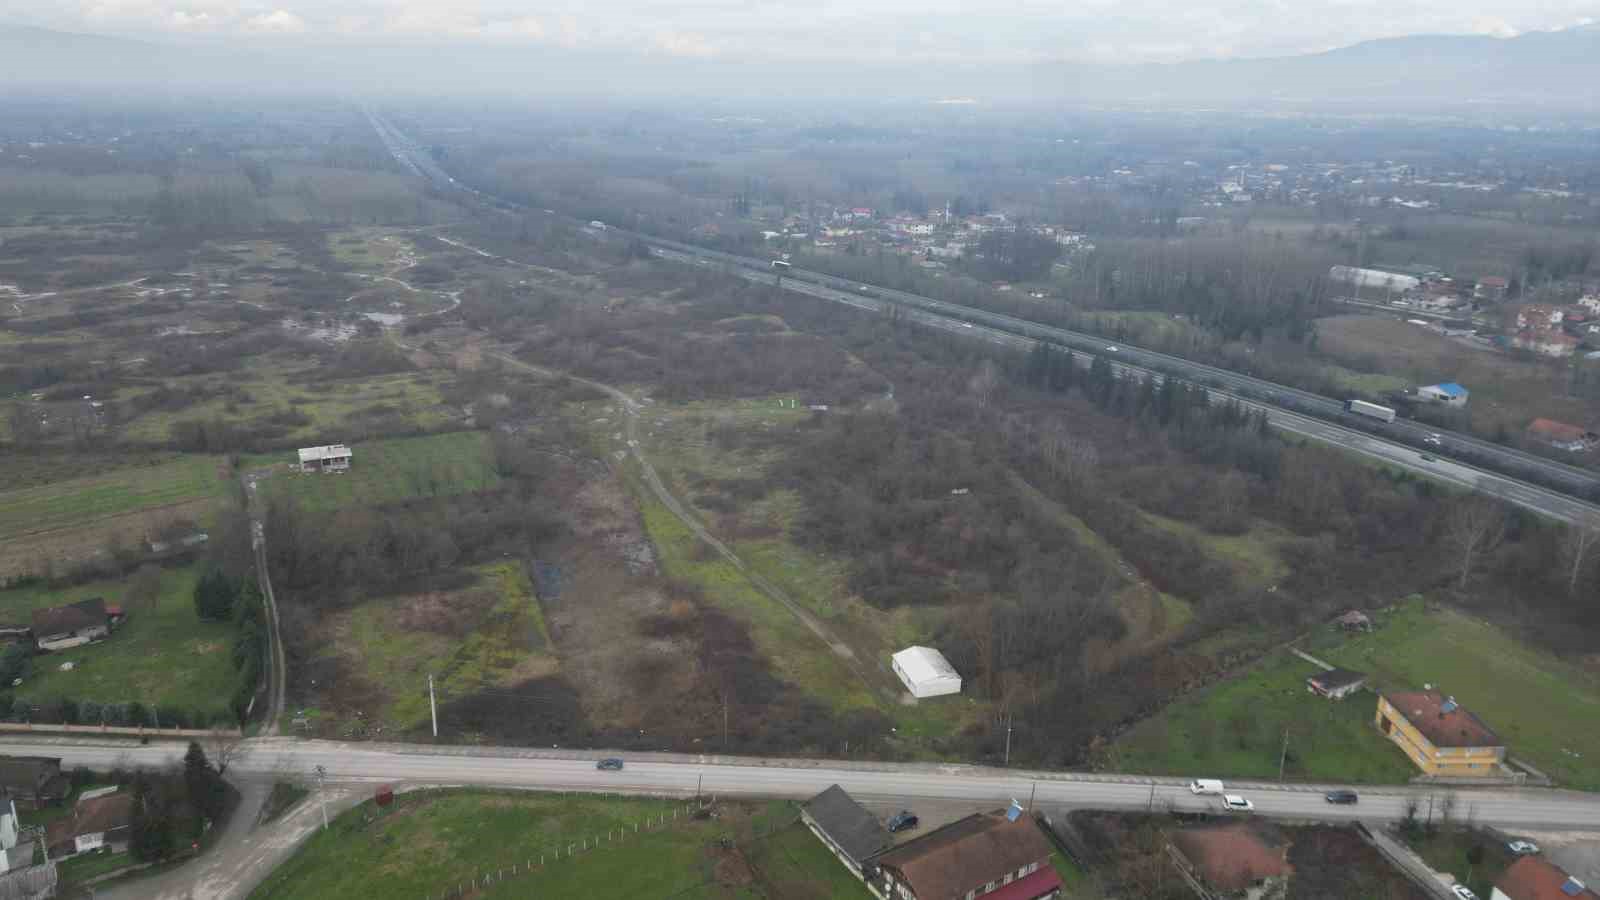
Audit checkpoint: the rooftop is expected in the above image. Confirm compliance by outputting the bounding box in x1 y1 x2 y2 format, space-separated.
800 785 892 866
1308 668 1367 690
297 444 352 463
1528 418 1591 443
1496 857 1599 900
29 597 107 637
1384 690 1502 749
1426 382 1468 397
1170 822 1289 892
891 646 959 684
874 810 1055 899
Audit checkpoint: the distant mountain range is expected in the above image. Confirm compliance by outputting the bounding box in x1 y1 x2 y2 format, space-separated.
3 22 1599 110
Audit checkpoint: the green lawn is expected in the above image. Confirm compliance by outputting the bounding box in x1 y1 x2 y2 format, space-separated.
0 454 223 540
256 431 501 511
1111 649 1417 784
1403 828 1516 900
1310 599 1600 790
1 563 241 723
250 790 862 900
59 848 133 885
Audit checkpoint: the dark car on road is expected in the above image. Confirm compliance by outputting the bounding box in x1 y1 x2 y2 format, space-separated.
596 758 625 771
1325 790 1359 805
887 811 919 832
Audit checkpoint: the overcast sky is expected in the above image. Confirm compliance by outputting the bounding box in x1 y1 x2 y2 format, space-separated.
5 0 1599 63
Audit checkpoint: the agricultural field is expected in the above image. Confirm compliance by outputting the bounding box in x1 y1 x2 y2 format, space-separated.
0 454 224 542
1110 648 1418 784
1316 314 1597 435
254 431 500 511
1307 599 1600 790
248 790 871 900
0 562 241 724
297 562 552 735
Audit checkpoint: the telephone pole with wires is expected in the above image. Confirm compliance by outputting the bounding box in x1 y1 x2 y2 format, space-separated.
429 673 438 738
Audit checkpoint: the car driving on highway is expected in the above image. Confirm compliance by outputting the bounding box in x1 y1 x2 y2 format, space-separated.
1222 794 1253 812
1324 790 1358 804
596 758 624 771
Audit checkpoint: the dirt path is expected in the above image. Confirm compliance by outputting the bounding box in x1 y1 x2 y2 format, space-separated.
484 351 895 703
244 471 287 737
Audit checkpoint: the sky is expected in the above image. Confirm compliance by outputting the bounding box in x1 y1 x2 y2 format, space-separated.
3 0 1599 64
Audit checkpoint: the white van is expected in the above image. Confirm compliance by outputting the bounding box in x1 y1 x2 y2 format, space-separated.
1189 779 1225 795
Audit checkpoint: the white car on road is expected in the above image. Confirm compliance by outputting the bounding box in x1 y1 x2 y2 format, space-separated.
1222 794 1254 812
1450 885 1478 900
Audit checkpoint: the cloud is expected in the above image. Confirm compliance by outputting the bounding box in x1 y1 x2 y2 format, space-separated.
245 9 304 33
652 29 718 57
168 9 217 29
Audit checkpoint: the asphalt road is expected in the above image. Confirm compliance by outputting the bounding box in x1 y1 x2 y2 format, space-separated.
9 738 1600 832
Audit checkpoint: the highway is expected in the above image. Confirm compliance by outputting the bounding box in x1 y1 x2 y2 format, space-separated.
7 737 1600 831
364 109 1600 525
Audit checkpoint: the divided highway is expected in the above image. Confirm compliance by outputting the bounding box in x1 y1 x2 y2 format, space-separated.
365 110 1600 526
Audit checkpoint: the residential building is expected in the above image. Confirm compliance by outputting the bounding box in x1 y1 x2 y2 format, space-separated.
0 799 35 873
1527 418 1599 453
1375 690 1507 777
0 757 68 810
800 785 892 879
891 646 962 699
1492 856 1598 900
1476 276 1510 302
1329 266 1420 296
1168 822 1289 897
45 792 133 860
1417 383 1470 407
1513 330 1580 357
1514 305 1565 331
1307 668 1368 700
29 598 109 651
296 444 352 473
873 810 1062 900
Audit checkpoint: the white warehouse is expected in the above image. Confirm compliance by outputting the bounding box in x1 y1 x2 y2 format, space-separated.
891 646 962 699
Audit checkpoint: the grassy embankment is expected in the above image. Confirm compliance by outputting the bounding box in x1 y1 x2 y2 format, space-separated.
0 454 223 541
253 431 501 511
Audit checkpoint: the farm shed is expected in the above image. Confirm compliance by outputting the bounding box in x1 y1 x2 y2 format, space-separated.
891 646 962 699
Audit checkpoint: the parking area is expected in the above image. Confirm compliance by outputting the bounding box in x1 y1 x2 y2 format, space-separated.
1510 829 1600 885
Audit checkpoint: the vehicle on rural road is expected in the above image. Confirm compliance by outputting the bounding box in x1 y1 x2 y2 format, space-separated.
1425 433 1443 445
1450 885 1478 900
596 758 624 771
1324 790 1359 804
887 811 919 832
1222 794 1253 812
1105 345 1120 352
1507 840 1540 855
1421 453 1437 462
1189 779 1225 795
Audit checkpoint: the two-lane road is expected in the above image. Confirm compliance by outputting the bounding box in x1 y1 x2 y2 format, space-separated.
8 738 1600 831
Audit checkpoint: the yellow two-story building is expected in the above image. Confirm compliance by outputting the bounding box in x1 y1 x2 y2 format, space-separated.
1375 690 1506 776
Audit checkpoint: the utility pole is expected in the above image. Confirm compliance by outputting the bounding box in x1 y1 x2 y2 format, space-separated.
1278 728 1290 782
722 692 729 749
696 772 703 805
1147 781 1156 812
1003 713 1013 767
315 765 329 831
1028 782 1037 811
428 673 438 738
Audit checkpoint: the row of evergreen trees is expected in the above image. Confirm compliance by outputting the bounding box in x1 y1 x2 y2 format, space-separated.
193 568 268 721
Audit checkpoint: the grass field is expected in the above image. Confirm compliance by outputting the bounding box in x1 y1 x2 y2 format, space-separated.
1309 599 1600 790
0 454 223 541
1111 649 1418 784
249 790 871 900
326 562 553 730
120 366 458 446
256 431 501 511
0 563 240 722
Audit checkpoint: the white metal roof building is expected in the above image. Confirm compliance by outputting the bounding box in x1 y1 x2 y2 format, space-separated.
891 646 962 699
296 444 352 472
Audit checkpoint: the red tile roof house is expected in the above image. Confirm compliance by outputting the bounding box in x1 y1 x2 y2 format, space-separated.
1527 418 1599 453
1493 856 1599 900
45 792 134 860
1168 822 1290 897
872 810 1063 900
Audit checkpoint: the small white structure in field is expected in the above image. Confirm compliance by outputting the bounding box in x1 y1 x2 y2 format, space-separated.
297 444 352 473
891 646 962 699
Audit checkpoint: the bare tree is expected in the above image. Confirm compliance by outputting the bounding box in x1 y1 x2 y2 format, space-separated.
209 730 242 776
967 360 1001 410
1561 522 1600 598
1445 498 1507 590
